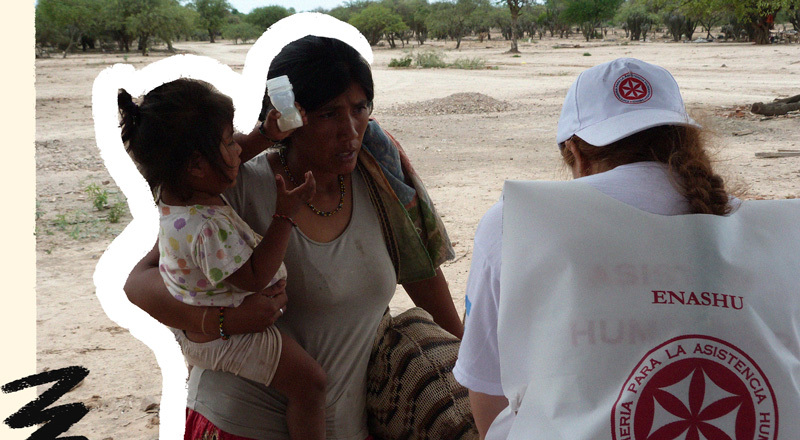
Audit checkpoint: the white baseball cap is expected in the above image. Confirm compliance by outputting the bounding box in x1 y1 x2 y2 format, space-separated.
556 58 699 148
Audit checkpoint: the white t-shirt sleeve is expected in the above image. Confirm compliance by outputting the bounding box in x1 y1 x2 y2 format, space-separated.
192 215 254 285
454 201 505 396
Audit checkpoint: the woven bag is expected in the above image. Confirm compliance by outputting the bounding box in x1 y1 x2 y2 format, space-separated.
366 307 478 440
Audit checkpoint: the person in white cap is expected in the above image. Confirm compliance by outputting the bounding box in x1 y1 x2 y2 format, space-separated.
453 58 736 439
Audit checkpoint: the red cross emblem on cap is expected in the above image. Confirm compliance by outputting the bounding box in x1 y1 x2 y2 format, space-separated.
613 72 652 104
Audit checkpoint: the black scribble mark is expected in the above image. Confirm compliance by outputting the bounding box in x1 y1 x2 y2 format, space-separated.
2 366 90 439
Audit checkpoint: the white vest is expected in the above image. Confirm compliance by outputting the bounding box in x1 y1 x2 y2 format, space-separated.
497 181 800 440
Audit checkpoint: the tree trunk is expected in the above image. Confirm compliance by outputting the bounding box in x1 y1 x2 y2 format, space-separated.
117 34 131 52
581 23 593 41
138 35 150 56
753 24 769 44
774 94 800 104
684 18 697 40
507 4 521 53
62 41 73 58
753 13 777 45
208 29 216 43
752 94 800 115
63 29 80 58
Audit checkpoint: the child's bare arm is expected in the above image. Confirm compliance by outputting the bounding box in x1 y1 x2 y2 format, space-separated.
125 242 287 333
226 172 316 292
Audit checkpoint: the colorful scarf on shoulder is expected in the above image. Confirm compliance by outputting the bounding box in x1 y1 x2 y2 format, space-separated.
358 119 455 284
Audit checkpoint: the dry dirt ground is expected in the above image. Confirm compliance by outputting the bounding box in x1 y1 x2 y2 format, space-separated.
31 33 799 439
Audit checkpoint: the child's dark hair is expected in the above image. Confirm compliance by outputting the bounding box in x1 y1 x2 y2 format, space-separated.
118 78 234 201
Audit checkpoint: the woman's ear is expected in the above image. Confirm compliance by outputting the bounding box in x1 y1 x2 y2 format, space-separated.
566 140 590 178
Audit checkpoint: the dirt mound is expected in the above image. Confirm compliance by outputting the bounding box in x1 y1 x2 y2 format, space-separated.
388 92 514 116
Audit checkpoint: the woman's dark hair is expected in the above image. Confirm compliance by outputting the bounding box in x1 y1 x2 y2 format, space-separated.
260 35 374 120
118 78 234 201
561 125 732 216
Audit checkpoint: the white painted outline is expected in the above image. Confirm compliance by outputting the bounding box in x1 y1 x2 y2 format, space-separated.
91 13 371 439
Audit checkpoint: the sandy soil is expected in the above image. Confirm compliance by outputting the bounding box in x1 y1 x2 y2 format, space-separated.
32 33 799 439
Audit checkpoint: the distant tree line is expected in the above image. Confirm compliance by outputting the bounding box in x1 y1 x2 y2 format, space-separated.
36 0 799 58
336 0 798 47
35 0 295 57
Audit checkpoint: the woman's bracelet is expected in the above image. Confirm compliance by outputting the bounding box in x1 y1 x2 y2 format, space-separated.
272 214 298 227
258 121 281 143
218 307 230 340
201 307 209 335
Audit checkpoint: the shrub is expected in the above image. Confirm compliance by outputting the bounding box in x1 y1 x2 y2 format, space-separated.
85 183 108 211
107 202 127 224
415 51 447 68
450 57 486 69
389 55 413 67
222 22 261 44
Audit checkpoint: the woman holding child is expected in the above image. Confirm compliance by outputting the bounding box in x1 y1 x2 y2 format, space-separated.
125 34 463 440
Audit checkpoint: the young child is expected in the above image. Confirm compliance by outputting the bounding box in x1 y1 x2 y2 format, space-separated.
118 78 326 440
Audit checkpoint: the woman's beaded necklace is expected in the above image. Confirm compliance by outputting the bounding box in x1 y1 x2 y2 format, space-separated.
278 147 346 217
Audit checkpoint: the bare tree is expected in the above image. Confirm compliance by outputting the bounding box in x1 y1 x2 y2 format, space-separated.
502 0 530 53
